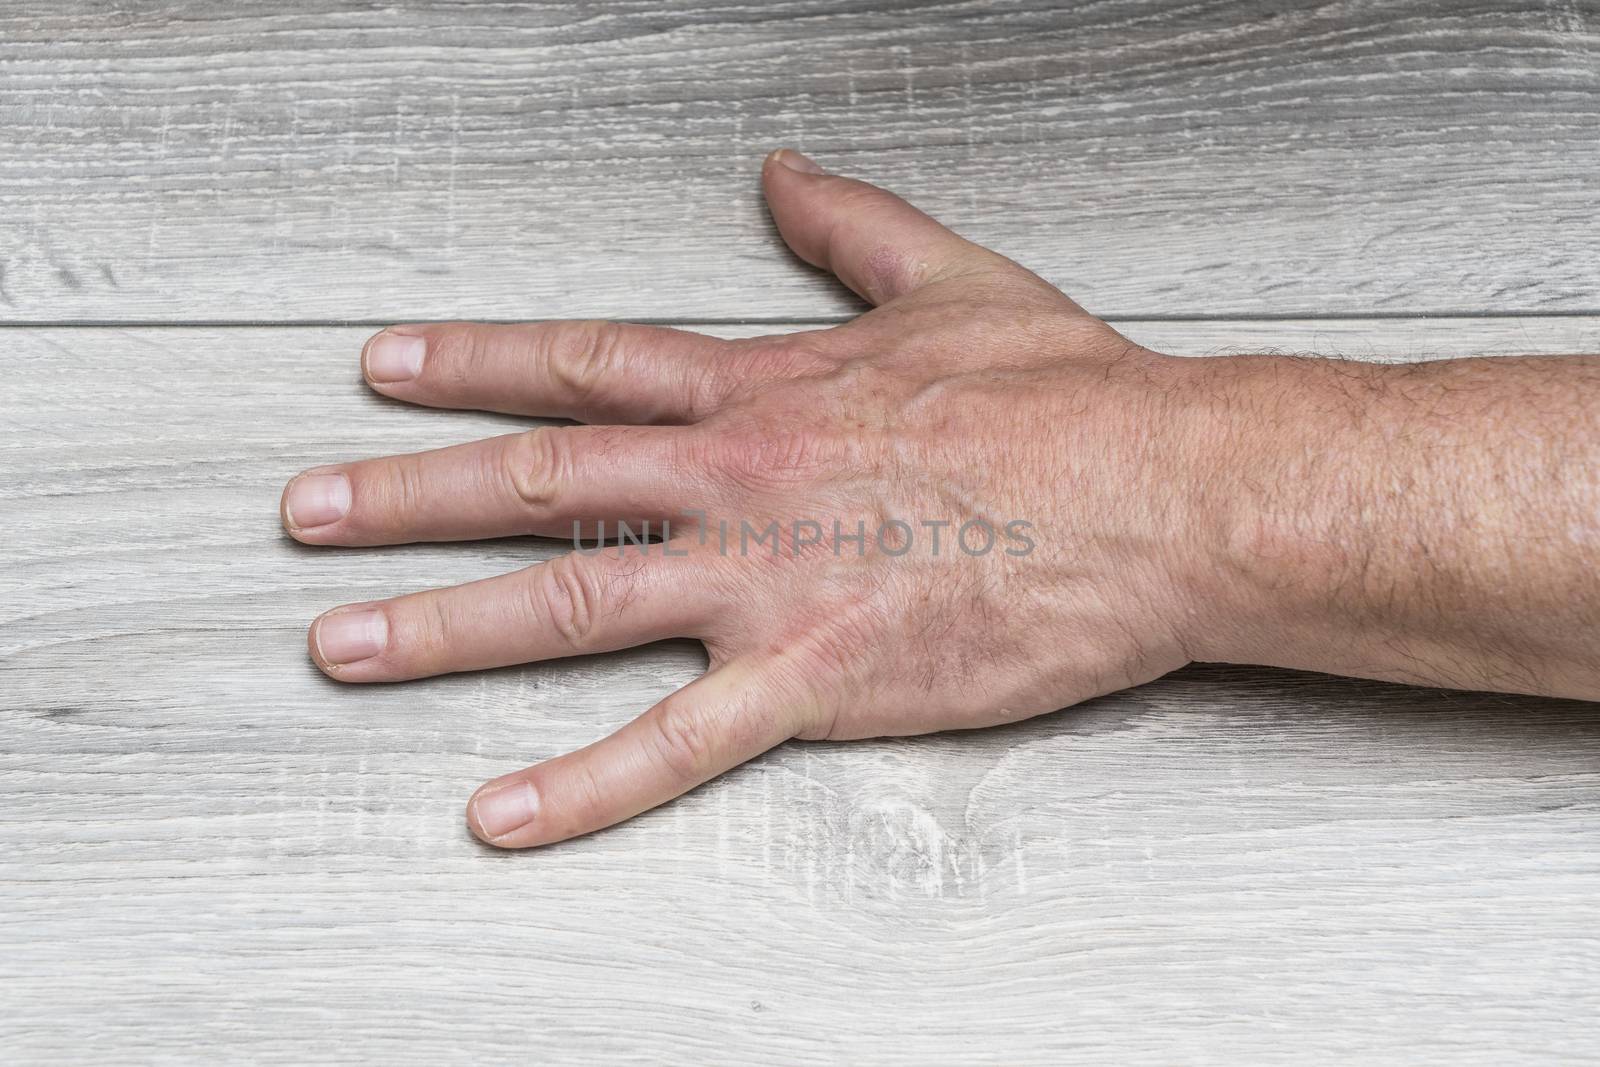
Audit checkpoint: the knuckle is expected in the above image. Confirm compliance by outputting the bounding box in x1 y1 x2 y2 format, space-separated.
648 698 721 782
704 421 831 491
415 593 456 667
692 334 834 413
830 179 889 219
505 428 565 513
374 455 428 530
680 348 742 418
766 328 842 367
742 332 838 379
545 320 627 407
529 554 600 650
565 760 609 826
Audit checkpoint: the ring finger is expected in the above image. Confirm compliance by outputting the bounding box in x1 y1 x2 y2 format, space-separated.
309 541 726 682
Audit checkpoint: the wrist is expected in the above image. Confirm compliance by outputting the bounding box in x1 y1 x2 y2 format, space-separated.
1157 352 1346 669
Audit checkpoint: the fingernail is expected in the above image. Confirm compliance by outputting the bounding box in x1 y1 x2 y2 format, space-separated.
314 609 388 666
471 780 540 840
284 473 351 529
773 148 825 175
365 331 426 383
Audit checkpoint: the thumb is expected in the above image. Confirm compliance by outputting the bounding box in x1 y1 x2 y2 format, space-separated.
761 148 1003 306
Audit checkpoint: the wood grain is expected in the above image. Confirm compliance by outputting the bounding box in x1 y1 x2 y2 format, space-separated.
3 321 1598 1064
3 0 1599 323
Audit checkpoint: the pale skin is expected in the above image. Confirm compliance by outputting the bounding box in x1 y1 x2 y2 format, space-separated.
280 148 1600 849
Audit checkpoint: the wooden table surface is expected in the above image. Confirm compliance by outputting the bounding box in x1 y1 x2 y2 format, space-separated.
3 3 1598 1063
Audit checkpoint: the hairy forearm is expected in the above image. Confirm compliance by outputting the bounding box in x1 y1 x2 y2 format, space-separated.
1178 352 1600 699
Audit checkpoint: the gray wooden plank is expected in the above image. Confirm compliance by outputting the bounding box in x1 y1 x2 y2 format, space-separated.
3 1 1598 323
2 319 1599 1064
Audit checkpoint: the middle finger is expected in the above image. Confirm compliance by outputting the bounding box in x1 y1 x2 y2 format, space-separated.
281 425 701 545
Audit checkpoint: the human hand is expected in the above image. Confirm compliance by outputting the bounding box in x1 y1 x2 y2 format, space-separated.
281 149 1222 848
